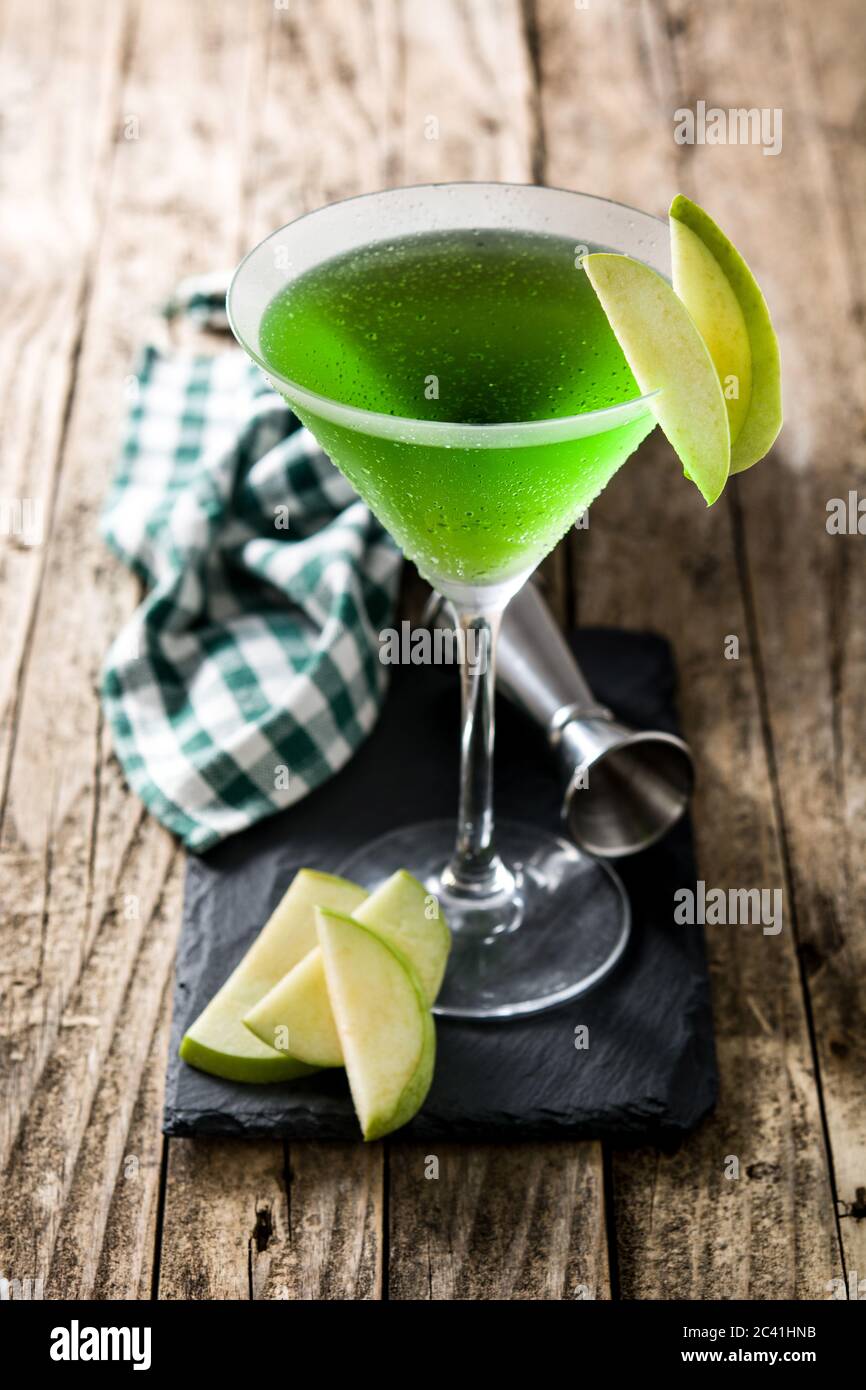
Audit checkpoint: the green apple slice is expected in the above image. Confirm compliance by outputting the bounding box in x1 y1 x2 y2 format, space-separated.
669 212 752 447
179 869 367 1082
584 252 730 505
244 870 450 1068
356 869 450 1001
246 949 343 1068
669 196 781 473
317 908 435 1141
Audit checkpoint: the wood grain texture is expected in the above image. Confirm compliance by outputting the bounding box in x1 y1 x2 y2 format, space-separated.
158 1138 383 1300
0 0 126 797
0 829 179 1292
93 987 174 1300
672 0 866 1291
0 0 270 1296
48 863 183 1298
0 0 130 1178
274 1142 384 1300
534 0 846 1298
159 1140 279 1301
247 0 535 244
389 1142 609 1300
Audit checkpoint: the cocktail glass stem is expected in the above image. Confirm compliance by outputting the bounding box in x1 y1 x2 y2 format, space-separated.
439 605 517 913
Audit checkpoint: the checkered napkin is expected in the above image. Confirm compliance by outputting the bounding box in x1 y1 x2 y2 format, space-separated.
101 277 401 853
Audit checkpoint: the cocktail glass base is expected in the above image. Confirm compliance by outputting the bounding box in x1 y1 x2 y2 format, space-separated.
338 818 631 1019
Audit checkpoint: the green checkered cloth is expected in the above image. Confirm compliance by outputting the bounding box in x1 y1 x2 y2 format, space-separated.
101 277 401 853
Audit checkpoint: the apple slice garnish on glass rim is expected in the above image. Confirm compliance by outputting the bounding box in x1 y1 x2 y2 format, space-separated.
584 195 782 504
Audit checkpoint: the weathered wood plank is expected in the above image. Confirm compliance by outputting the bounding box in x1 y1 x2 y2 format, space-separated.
48 861 183 1299
93 988 174 1300
665 0 866 1290
0 0 129 1173
275 1142 384 1299
248 0 534 243
0 0 127 785
159 1137 384 1299
535 0 844 1297
159 1140 278 1300
0 826 178 1294
389 1143 609 1300
0 0 269 1295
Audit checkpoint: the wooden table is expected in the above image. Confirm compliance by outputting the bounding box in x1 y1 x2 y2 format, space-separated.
1 0 863 1301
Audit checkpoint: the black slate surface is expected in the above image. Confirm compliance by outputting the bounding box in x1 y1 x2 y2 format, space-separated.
164 628 717 1142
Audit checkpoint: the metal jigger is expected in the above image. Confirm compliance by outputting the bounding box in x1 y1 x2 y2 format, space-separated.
428 582 694 858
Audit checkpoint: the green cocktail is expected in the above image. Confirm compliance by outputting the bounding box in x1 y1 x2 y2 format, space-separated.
258 229 654 592
228 184 670 1018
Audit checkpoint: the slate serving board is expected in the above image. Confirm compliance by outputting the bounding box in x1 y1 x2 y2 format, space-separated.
164 628 717 1142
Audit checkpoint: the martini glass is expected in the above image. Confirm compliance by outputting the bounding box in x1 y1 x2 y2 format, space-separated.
228 184 667 1019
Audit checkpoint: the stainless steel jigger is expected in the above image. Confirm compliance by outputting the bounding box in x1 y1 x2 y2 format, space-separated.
427 581 694 858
